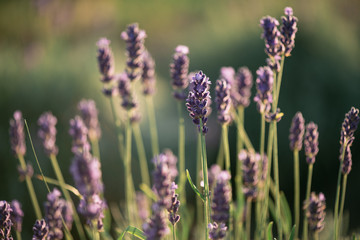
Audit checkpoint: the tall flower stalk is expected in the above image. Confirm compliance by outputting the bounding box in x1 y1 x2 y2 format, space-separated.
9 111 42 220
186 71 211 239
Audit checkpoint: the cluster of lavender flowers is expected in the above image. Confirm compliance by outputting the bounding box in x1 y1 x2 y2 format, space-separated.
215 72 232 124
304 192 326 233
0 200 25 240
38 112 58 157
289 112 305 151
304 122 319 165
170 45 190 100
9 111 26 156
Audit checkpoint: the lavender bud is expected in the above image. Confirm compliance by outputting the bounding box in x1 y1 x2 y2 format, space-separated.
32 219 49 240
289 112 305 151
340 145 352 175
44 188 65 240
186 71 212 134
304 192 326 233
143 203 170 240
266 55 281 73
38 112 58 156
142 50 156 95
121 23 147 82
9 111 26 156
117 72 138 110
69 116 90 154
136 192 149 222
215 78 232 124
254 66 273 114
208 222 227 240
280 7 298 57
78 194 106 231
96 38 115 83
70 147 103 197
340 107 359 147
78 100 101 141
304 122 319 164
163 149 178 181
260 16 284 57
152 154 173 208
208 164 222 192
17 164 34 181
211 171 231 224
170 45 190 100
10 200 24 233
239 150 261 200
168 183 180 225
233 67 253 108
0 201 13 240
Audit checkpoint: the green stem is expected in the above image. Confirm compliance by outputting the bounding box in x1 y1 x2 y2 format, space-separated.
222 124 231 173
303 164 314 240
273 124 282 240
177 102 186 205
17 154 42 219
237 106 245 153
313 232 319 240
125 114 135 225
334 143 346 240
293 150 300 240
173 225 177 240
146 96 159 157
92 221 100 240
338 174 348 238
216 131 224 169
50 155 86 239
246 198 252 240
90 138 100 160
275 54 285 108
132 123 151 187
16 231 21 240
109 97 125 161
35 175 81 198
200 120 210 239
196 134 203 225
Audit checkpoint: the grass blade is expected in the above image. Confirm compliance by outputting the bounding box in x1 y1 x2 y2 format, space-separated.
267 221 274 240
288 225 296 240
117 226 146 240
186 169 205 201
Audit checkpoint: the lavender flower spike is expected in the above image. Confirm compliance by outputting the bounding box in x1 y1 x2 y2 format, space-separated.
170 45 190 100
32 219 49 240
280 7 298 57
38 112 58 156
289 112 305 151
208 222 227 240
143 203 170 240
254 66 273 114
142 50 156 95
9 111 26 156
117 72 138 110
211 171 232 224
168 183 180 226
44 188 66 240
152 153 173 208
97 38 115 83
0 201 13 240
340 145 352 175
239 150 261 200
304 122 319 164
233 67 253 108
260 16 284 57
69 116 90 154
10 200 24 233
304 192 326 233
78 194 106 230
78 99 101 141
215 77 232 124
186 71 212 134
340 107 359 147
121 23 147 82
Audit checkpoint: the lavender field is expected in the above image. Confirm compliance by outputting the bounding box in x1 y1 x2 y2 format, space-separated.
1 1 360 239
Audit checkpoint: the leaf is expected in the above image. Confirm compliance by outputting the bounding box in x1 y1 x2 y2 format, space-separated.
117 226 146 240
186 169 205 201
267 221 274 240
280 192 292 236
288 225 296 240
103 207 112 232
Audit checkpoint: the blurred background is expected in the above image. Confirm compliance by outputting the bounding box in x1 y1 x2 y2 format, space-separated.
0 0 359 238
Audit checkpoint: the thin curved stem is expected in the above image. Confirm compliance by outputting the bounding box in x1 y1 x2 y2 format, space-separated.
177 102 186 205
293 150 300 240
338 174 348 238
146 96 159 157
273 124 282 240
222 124 230 173
303 164 314 240
173 225 177 240
196 134 203 225
200 120 210 239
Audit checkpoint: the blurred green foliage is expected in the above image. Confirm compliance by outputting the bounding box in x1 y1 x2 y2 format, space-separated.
1 0 359 238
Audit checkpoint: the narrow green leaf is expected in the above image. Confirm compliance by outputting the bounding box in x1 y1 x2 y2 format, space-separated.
103 207 112 232
186 169 205 201
288 225 296 240
117 226 146 240
139 183 157 201
267 222 274 240
280 192 292 236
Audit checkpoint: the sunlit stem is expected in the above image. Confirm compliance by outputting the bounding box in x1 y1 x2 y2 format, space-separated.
16 231 21 240
273 123 282 240
196 134 203 225
338 173 348 238
173 225 177 240
222 124 230 173
293 150 300 240
303 163 314 240
125 113 135 224
109 97 125 160
146 96 159 157
177 101 186 204
246 198 252 240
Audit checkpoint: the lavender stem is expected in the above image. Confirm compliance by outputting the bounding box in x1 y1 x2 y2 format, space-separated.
293 150 300 239
125 114 135 225
216 130 224 169
222 125 230 173
196 133 203 225
273 124 282 240
177 101 186 205
334 142 346 240
303 163 314 240
90 138 100 161
246 198 252 240
338 174 348 238
109 97 125 159
146 96 159 157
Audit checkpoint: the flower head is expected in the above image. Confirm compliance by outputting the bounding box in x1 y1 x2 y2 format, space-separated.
340 107 359 147
170 45 190 100
117 72 138 110
78 100 101 141
38 112 58 156
304 122 319 164
136 192 149 222
69 116 90 154
168 183 180 226
0 201 13 240
10 200 24 233
289 112 305 151
239 150 261 200
232 67 253 108
9 111 26 156
254 66 273 114
32 219 49 240
280 7 298 56
208 222 227 240
215 77 232 124
143 203 170 240
142 50 156 96
340 145 352 175
78 194 106 231
152 153 173 208
260 16 284 57
211 171 231 224
304 192 326 233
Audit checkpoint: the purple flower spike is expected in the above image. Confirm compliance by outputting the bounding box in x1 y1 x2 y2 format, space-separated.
211 171 231 225
9 111 26 156
44 188 66 240
186 71 212 134
0 201 13 240
69 116 90 154
260 16 284 57
117 72 138 110
97 38 115 83
78 99 101 141
142 50 156 96
289 112 305 151
266 55 281 73
215 78 232 124
340 107 359 147
239 150 261 200
232 67 253 108
143 203 170 240
32 219 49 240
10 200 24 233
340 145 352 175
254 66 273 114
219 67 235 85
121 23 147 82
280 7 298 57
304 192 326 233
78 194 106 231
168 183 180 226
38 112 58 156
208 222 227 240
304 122 319 164
152 154 173 208
170 45 190 100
